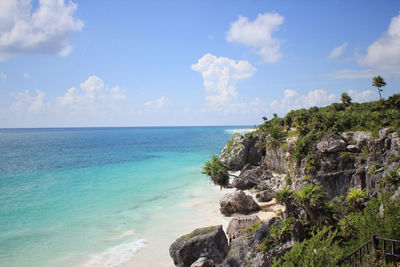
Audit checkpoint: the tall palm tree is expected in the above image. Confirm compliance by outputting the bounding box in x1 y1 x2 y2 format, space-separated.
372 76 386 100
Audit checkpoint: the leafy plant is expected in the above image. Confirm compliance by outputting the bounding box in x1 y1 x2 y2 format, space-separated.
201 155 229 188
346 187 367 210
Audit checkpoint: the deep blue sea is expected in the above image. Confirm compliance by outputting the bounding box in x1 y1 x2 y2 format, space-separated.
0 126 242 267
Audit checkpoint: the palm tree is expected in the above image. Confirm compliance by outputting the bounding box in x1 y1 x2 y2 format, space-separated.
372 76 386 100
340 92 352 106
202 155 229 189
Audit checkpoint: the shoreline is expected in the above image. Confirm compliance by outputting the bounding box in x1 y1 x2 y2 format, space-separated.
125 172 284 267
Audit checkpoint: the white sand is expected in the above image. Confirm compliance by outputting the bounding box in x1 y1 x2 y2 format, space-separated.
124 184 283 267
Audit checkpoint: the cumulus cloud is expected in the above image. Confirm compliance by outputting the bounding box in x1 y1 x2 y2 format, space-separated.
191 53 256 109
10 89 47 113
329 42 347 59
57 75 126 113
143 96 169 108
348 90 376 102
358 13 400 70
226 12 284 63
0 0 83 61
270 89 336 114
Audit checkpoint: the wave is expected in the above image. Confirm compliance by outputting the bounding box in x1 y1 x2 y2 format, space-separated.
85 239 146 267
224 128 256 134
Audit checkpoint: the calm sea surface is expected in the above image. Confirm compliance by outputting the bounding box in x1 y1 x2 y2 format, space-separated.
0 126 241 266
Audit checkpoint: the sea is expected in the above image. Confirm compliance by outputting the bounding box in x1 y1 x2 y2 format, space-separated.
0 126 243 267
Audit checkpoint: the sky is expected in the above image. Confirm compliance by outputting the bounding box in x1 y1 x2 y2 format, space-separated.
0 0 399 128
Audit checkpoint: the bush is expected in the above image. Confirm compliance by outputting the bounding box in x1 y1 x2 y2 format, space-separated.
273 227 344 267
201 155 229 188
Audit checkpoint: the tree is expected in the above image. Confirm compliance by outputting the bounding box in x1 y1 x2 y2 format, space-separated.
201 155 229 189
340 92 352 106
372 76 386 100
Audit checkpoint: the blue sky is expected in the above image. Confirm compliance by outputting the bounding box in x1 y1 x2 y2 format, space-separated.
0 0 399 127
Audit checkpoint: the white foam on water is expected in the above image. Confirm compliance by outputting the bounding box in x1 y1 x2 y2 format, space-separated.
85 239 146 267
224 128 256 134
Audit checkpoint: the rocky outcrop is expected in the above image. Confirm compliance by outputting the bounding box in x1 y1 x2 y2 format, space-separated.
226 215 261 241
218 133 266 170
218 134 248 170
169 225 229 267
190 257 214 267
316 134 346 153
219 191 261 216
255 188 275 202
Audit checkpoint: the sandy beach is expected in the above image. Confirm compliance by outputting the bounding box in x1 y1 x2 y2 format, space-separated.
126 179 283 267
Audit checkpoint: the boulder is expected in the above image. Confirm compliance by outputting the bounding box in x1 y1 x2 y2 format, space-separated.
316 134 345 153
169 225 229 267
190 257 214 267
226 215 261 240
220 191 261 216
218 134 247 170
255 188 275 202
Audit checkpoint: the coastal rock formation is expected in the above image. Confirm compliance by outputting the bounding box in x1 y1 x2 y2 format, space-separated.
219 191 261 216
218 133 248 170
255 188 275 202
169 225 228 267
316 134 346 153
226 215 261 241
190 257 214 267
218 133 266 170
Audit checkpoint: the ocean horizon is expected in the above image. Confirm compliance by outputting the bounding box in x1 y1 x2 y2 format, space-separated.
0 126 248 266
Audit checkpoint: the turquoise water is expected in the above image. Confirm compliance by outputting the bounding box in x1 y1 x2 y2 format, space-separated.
0 127 238 267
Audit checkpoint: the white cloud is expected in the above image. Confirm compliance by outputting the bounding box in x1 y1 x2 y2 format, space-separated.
0 0 83 61
329 42 347 59
57 75 126 113
226 12 284 63
143 96 169 108
0 72 6 80
326 68 400 79
358 13 400 70
348 90 376 102
191 53 256 109
10 89 46 113
22 72 30 79
270 89 336 114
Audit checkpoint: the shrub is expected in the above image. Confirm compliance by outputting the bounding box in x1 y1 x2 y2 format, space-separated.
345 187 367 210
201 155 229 188
272 227 344 267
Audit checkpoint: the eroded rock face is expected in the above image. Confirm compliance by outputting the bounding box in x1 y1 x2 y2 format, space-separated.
316 134 346 153
255 188 275 202
190 257 214 267
219 191 261 216
218 134 248 170
226 215 261 241
169 225 228 267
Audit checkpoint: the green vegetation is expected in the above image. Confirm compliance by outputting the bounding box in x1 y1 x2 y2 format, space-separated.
346 187 367 209
182 226 215 241
201 155 229 188
284 173 292 186
372 75 386 100
245 220 264 235
340 92 352 106
369 163 382 174
272 227 344 267
258 217 295 253
248 93 400 162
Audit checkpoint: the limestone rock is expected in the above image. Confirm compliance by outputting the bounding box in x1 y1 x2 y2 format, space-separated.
190 257 214 267
219 191 261 216
226 215 261 240
316 134 345 153
218 133 247 170
169 225 228 267
255 188 275 202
